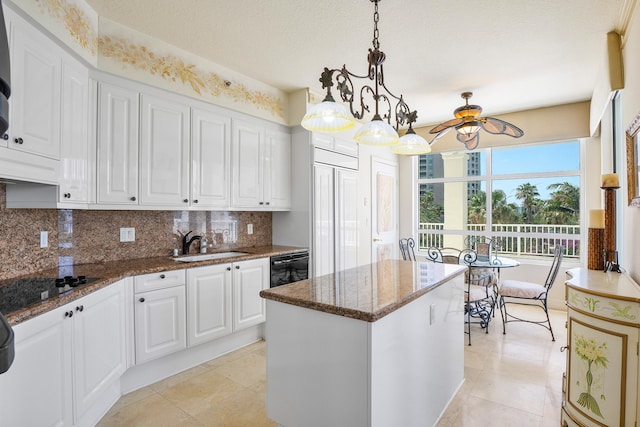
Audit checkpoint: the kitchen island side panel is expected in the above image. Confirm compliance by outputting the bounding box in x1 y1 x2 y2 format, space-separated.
265 300 370 427
370 274 465 427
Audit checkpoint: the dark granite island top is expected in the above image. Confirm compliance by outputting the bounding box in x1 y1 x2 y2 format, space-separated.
260 259 466 322
261 259 467 427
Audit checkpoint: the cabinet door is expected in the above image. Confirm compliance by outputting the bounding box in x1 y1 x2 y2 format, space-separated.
335 169 358 272
191 107 231 208
187 264 233 346
59 58 89 203
233 258 269 331
134 286 186 364
97 82 139 205
9 12 61 159
265 128 291 209
313 164 335 277
72 282 126 421
139 94 190 206
232 119 263 208
565 308 639 427
0 306 72 427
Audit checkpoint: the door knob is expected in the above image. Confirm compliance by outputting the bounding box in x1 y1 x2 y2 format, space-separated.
373 237 381 242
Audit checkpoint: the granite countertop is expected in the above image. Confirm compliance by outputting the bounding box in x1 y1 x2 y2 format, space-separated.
260 259 466 322
2 245 307 326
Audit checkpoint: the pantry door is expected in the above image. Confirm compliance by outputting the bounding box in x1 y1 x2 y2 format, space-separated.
371 158 398 263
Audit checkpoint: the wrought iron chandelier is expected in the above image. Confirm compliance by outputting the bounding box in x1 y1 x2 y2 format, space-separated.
301 0 431 155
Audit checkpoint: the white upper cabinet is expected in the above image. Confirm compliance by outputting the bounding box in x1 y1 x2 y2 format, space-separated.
265 128 291 209
59 58 89 204
191 106 231 208
97 82 139 205
7 10 61 160
139 94 190 206
232 118 291 210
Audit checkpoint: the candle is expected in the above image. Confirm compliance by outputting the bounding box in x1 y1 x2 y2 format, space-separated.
589 209 605 228
601 173 620 188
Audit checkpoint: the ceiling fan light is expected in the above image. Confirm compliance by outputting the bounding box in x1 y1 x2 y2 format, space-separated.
391 129 431 155
301 100 356 132
456 120 480 135
354 117 399 146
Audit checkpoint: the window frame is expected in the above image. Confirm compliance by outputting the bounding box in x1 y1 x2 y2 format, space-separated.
414 139 584 262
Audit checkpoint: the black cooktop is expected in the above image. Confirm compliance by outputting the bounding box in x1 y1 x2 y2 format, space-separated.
0 276 99 314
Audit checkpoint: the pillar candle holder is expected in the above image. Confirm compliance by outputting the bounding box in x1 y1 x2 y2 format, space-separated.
602 185 621 273
587 228 604 270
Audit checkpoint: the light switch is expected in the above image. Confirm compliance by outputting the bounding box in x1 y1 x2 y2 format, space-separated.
247 224 254 235
120 227 136 242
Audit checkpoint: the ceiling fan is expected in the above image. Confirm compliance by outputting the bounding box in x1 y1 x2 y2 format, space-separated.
429 92 524 150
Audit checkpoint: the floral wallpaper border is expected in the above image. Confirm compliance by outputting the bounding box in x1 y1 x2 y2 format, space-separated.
26 0 285 120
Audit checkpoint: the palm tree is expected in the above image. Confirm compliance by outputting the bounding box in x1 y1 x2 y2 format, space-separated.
420 191 444 223
468 191 486 223
515 183 540 223
543 182 580 224
492 189 520 224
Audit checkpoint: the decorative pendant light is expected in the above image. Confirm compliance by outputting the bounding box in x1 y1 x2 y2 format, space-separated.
301 0 429 153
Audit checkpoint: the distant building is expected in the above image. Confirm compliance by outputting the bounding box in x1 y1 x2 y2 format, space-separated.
418 152 482 205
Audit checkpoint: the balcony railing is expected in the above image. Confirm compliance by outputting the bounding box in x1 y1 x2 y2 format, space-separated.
417 222 580 259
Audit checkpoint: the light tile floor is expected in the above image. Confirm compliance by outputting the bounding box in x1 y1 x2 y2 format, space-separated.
98 306 567 427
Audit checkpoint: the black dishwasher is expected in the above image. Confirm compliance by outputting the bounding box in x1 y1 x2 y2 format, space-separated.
270 251 309 287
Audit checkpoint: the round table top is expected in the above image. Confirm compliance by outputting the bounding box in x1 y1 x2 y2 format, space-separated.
466 256 520 268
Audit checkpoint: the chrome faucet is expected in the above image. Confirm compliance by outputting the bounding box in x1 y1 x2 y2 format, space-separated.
182 231 202 255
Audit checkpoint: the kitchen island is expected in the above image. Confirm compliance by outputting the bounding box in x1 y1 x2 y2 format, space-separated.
260 259 467 427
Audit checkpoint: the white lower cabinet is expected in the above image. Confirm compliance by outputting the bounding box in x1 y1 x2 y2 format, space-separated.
232 258 269 331
0 280 126 427
134 270 187 364
187 264 233 347
187 258 269 347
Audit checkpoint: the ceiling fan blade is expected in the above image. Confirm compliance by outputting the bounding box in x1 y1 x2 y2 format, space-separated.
430 126 452 143
457 132 480 150
481 117 524 138
429 118 464 134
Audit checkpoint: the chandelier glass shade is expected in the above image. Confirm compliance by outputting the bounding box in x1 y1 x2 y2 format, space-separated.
391 126 432 155
300 98 356 133
301 0 427 154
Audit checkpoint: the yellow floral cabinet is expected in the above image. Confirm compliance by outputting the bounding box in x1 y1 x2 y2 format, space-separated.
562 268 640 427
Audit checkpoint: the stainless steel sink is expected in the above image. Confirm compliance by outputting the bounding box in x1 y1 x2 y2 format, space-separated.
173 252 248 262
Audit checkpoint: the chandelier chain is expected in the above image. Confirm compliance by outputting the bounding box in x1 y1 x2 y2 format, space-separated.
372 0 380 50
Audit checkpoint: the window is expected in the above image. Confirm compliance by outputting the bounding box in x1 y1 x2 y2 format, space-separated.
417 140 581 260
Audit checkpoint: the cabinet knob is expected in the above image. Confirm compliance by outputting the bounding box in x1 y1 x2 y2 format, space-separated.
226 267 231 271
259 201 264 205
235 265 240 269
560 346 569 352
64 193 71 198
183 199 189 203
130 196 136 201
64 311 73 318
75 305 84 312
139 297 145 303
160 274 165 279
14 137 23 144
265 202 270 205
193 199 199 204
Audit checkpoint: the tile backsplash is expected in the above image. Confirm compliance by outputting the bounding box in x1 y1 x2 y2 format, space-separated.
0 184 272 280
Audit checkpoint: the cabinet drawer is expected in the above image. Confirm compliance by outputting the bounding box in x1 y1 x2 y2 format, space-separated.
134 269 185 293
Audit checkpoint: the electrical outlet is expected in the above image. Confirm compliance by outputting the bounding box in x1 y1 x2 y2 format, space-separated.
40 231 48 248
120 227 136 242
247 224 253 235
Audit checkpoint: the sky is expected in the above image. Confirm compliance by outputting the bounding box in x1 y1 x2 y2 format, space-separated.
491 141 580 204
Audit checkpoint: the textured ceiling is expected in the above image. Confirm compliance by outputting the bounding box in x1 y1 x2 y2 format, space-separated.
84 0 630 127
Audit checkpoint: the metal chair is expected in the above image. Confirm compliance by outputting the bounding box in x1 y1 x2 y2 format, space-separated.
498 245 563 341
427 247 496 345
399 238 416 261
